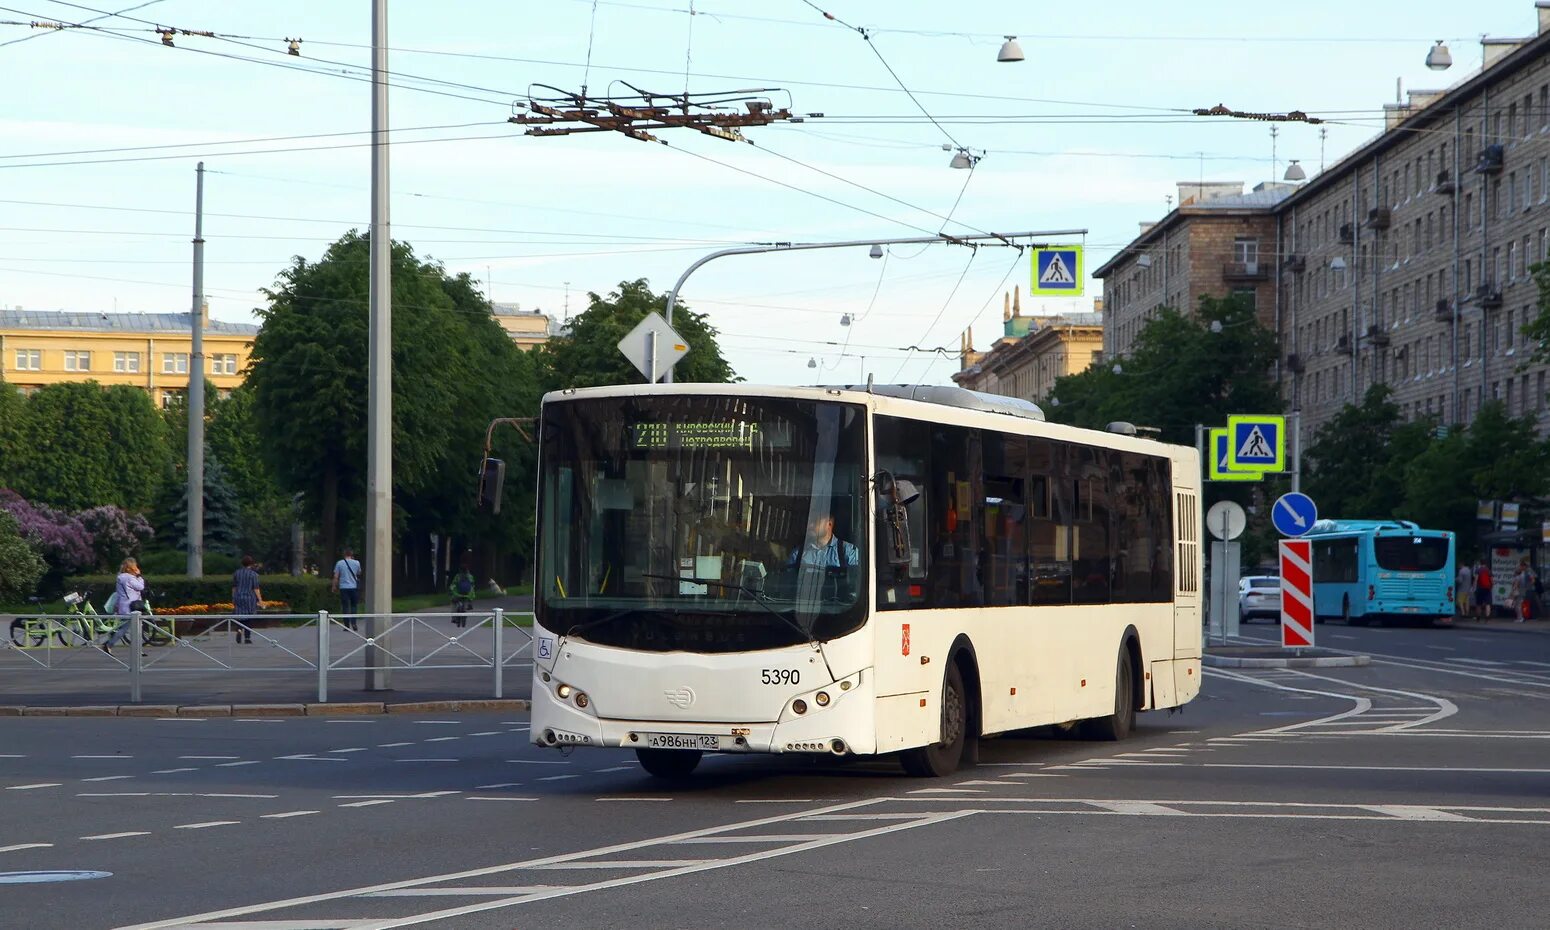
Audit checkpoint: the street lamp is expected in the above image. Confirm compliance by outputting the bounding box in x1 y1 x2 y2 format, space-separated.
839 313 852 327
807 357 818 369
660 228 1088 382
869 243 884 259
1426 40 1452 70
948 147 980 169
997 36 1024 62
1284 159 1307 182
1330 256 1348 272
1137 254 1153 268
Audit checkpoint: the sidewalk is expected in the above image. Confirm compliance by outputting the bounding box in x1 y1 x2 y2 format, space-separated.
1450 616 1550 634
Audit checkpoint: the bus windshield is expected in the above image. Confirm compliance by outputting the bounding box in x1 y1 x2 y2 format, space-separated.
537 394 868 653
1373 536 1450 572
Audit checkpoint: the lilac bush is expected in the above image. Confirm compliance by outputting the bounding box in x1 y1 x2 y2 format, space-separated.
77 505 154 569
0 490 95 575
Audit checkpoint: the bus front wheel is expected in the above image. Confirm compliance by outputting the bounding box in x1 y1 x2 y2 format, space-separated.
901 662 967 777
636 748 702 779
1083 647 1136 741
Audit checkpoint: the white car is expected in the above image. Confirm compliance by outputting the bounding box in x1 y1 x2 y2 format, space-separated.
1238 575 1282 622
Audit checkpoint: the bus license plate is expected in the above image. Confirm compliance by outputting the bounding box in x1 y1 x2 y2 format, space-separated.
642 733 721 751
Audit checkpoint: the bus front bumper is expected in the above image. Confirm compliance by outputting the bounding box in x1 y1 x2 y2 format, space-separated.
530 670 878 756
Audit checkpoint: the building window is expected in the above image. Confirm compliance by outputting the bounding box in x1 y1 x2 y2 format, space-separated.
159 390 184 409
210 353 238 375
162 352 189 374
1507 242 1517 281
113 351 141 373
63 350 92 372
13 348 41 370
1232 237 1259 267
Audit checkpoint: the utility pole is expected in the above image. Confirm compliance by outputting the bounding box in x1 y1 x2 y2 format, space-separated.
366 0 393 691
186 161 205 578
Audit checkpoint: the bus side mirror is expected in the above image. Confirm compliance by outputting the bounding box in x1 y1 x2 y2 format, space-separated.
877 477 919 567
478 457 506 514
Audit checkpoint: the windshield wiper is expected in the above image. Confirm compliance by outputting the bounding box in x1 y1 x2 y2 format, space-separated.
638 572 820 651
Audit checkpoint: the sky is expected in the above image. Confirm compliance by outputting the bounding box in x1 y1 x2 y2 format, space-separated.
0 0 1539 387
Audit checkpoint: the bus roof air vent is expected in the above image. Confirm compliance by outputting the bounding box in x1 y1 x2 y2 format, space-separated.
864 384 1045 422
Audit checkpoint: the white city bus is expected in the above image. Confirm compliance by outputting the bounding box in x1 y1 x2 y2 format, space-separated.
530 383 1202 778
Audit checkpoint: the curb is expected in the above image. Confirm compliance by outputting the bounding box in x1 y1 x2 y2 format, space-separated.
1204 653 1370 669
3 699 530 717
1449 622 1550 636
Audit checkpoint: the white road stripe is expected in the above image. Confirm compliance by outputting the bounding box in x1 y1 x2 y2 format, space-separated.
1088 800 1187 816
276 755 345 762
536 774 579 781
260 811 319 819
0 843 52 852
670 834 839 844
83 831 151 841
1454 658 1507 667
591 766 636 774
174 821 239 830
6 783 61 790
1364 805 1474 821
364 887 561 897
216 761 260 767
397 759 458 763
171 923 367 929
506 759 570 765
328 748 367 754
377 742 414 748
80 775 134 782
528 859 711 870
413 720 460 725
735 798 815 803
469 731 502 737
594 797 672 802
907 787 984 794
425 737 460 742
340 800 395 808
181 756 240 760
473 783 523 789
72 754 131 759
466 797 539 802
151 768 196 774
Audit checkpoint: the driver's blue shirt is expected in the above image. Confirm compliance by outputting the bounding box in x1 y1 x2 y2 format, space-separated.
790 537 859 569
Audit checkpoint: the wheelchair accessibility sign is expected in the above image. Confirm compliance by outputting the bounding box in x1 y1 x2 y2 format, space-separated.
1031 245 1083 296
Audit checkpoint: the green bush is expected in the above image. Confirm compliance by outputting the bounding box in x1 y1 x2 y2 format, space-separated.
136 550 240 575
64 574 334 614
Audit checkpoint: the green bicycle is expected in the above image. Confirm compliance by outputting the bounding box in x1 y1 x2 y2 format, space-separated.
8 591 97 648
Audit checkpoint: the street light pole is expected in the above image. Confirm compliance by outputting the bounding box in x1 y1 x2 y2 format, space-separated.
659 230 1088 383
186 161 205 578
365 0 392 691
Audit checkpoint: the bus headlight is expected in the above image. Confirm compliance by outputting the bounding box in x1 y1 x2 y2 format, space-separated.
792 699 808 715
574 691 589 709
815 691 831 707
557 683 573 699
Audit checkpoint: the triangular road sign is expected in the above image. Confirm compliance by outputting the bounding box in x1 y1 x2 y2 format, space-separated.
1039 252 1074 285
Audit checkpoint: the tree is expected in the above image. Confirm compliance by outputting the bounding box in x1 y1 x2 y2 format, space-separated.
76 505 153 571
0 508 46 605
1046 294 1279 446
0 490 95 577
247 231 545 584
154 454 243 557
0 383 23 490
7 382 169 511
1304 385 1440 519
536 279 737 390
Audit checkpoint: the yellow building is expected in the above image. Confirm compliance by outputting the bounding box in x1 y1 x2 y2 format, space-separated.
951 287 1105 402
0 308 258 407
492 303 558 351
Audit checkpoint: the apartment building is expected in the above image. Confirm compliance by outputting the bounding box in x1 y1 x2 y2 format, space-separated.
492 303 559 351
1098 4 1550 435
0 309 258 407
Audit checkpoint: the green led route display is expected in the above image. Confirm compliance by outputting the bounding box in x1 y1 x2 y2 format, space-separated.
628 420 792 451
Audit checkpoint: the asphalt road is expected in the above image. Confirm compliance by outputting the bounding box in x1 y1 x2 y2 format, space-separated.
3 621 1547 930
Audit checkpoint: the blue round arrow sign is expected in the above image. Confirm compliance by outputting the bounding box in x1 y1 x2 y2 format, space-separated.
1272 492 1318 537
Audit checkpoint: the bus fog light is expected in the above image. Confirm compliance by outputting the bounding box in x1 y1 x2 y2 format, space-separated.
792 699 808 715
574 692 589 708
839 680 852 692
815 691 831 707
557 683 573 699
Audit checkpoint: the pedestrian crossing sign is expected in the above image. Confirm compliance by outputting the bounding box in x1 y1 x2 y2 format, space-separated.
1208 428 1263 482
1226 414 1286 472
1031 245 1083 296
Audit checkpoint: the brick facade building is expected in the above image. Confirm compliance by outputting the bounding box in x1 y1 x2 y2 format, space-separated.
951 288 1103 402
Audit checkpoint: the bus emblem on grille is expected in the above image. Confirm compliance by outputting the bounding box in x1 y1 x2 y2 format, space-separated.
664 687 696 708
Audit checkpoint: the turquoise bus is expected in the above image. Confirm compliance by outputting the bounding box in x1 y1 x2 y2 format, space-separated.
1305 520 1455 626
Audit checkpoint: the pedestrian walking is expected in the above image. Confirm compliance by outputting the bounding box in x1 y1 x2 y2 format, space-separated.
331 547 363 631
102 557 147 654
1474 559 1493 619
448 558 477 628
232 555 262 644
1455 560 1474 617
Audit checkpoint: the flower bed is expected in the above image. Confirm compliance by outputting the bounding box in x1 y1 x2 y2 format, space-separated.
158 600 289 616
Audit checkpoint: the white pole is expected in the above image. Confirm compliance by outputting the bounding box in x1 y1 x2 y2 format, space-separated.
365 0 393 690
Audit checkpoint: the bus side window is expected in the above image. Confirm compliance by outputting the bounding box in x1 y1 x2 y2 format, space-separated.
981 432 1027 608
873 415 930 610
928 425 982 607
1071 446 1111 605
1028 438 1072 605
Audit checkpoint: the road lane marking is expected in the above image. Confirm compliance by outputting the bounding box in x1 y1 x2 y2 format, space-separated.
181 756 239 760
376 742 413 748
1364 805 1474 821
339 800 395 808
425 737 460 742
735 798 815 803
397 759 458 763
364 887 563 897
0 844 52 852
529 859 710 870
413 720 459 725
215 761 260 767
151 768 196 774
670 834 839 844
1455 658 1507 667
536 774 579 781
6 783 61 790
81 775 134 782
174 821 239 830
83 832 151 841
260 811 319 819
1425 646 1457 652
469 731 501 737
466 797 539 801
594 797 672 802
907 787 984 794
1088 801 1186 816
473 783 523 789
506 759 569 765
591 766 636 774
276 755 346 762
328 748 368 754
114 799 923 930
72 754 131 759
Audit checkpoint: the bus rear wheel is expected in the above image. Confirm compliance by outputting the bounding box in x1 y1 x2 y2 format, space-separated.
1083 647 1136 741
636 748 702 779
901 663 967 777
